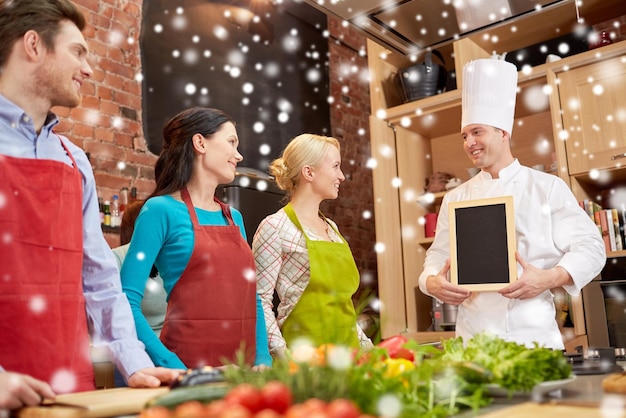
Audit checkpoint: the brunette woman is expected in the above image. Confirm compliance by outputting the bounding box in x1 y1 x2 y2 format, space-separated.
121 107 271 369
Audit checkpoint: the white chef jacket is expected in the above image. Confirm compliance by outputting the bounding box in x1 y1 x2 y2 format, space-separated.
418 159 606 349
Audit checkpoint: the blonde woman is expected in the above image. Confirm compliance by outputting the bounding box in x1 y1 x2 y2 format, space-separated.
253 134 372 358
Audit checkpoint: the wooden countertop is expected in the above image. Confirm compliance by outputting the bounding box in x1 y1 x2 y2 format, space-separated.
16 374 625 417
472 402 619 417
401 331 455 344
16 388 169 418
457 374 625 417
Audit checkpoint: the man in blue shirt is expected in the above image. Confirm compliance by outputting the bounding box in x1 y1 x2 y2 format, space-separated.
0 0 178 409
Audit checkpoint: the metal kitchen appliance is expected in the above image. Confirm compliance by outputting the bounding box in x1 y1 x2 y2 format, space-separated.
431 297 457 332
301 0 626 55
565 346 624 375
582 257 626 349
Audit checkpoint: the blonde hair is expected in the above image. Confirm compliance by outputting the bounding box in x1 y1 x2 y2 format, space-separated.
270 133 340 197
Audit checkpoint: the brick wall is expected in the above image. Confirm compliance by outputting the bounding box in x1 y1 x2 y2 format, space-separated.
57 0 157 206
324 17 378 294
59 1 378 286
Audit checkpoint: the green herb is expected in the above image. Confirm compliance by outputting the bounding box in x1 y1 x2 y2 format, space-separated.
440 333 572 392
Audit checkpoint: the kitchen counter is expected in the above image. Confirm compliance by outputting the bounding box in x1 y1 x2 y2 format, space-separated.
457 374 626 417
16 374 625 418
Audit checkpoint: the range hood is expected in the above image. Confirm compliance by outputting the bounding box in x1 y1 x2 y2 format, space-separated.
302 0 626 55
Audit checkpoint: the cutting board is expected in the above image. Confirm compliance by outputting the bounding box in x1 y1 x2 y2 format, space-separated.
478 401 615 418
16 387 169 418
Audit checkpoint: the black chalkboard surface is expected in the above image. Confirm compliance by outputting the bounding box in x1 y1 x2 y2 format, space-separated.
448 196 517 291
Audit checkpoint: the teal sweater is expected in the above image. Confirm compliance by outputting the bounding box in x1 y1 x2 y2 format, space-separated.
120 195 272 368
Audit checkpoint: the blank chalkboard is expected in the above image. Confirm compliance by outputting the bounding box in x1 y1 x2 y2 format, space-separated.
449 196 517 291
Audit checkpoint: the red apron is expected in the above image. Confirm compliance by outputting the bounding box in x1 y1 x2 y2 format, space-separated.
159 188 256 368
0 142 95 393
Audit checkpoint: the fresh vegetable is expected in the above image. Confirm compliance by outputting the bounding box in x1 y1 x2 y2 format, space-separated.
222 343 488 417
382 358 415 378
142 333 571 417
204 399 229 416
139 405 171 418
255 409 283 418
225 383 265 413
284 398 327 417
173 400 206 418
216 404 252 418
326 399 361 418
145 383 230 409
260 381 293 414
441 333 572 392
376 335 415 361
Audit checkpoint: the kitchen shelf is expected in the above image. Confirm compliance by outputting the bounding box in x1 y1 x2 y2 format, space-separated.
608 250 626 259
418 237 435 246
101 225 120 234
416 191 446 208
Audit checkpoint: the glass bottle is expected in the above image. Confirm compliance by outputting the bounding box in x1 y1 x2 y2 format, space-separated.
119 187 129 214
111 195 120 227
103 200 111 227
98 195 104 225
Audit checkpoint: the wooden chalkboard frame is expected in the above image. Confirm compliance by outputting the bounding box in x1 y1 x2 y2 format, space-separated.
448 196 517 291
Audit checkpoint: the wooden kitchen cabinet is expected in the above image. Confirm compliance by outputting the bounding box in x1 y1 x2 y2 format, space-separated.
549 41 626 260
557 53 626 175
367 33 626 340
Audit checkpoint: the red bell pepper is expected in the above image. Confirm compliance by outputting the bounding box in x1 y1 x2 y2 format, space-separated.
376 335 415 362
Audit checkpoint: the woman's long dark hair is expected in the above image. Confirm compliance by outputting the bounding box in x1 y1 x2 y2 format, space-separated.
149 107 235 199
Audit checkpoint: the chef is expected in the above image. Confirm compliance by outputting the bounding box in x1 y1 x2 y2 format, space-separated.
418 57 606 349
0 0 178 409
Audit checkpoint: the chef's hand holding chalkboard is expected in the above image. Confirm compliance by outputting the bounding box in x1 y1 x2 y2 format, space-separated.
498 253 573 300
424 259 471 305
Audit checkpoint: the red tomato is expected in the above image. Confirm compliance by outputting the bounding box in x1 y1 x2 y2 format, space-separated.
326 399 360 418
260 381 293 414
285 399 327 418
174 401 206 418
299 399 327 415
139 406 171 418
225 384 265 413
205 400 229 418
284 404 307 418
376 335 415 362
253 409 283 418
307 411 330 418
218 404 253 418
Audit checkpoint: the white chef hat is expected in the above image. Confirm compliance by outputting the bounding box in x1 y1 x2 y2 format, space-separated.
461 58 518 134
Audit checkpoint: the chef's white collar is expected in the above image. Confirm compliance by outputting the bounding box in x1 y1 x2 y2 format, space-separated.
476 159 521 180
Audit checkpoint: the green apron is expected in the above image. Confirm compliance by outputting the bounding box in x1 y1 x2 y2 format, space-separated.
281 204 360 348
